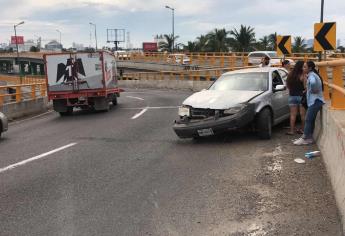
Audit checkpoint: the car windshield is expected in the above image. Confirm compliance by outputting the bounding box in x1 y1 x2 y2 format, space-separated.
268 52 278 58
209 72 268 91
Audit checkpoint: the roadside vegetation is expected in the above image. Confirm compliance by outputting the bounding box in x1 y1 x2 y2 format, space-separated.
158 25 329 53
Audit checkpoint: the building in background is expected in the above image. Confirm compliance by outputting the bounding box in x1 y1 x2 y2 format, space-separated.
23 40 37 51
72 42 85 51
45 40 63 51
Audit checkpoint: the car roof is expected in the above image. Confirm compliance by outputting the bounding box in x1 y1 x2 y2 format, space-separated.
248 51 277 55
222 67 285 76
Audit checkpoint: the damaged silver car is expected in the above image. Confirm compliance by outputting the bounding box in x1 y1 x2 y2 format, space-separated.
173 67 290 139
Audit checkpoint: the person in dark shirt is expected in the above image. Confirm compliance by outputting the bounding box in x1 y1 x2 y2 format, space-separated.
286 61 306 135
282 60 291 72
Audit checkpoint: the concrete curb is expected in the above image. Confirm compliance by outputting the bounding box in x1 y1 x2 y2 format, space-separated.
0 97 49 120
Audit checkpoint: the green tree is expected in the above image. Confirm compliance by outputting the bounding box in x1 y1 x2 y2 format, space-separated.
268 32 277 50
229 25 256 52
158 34 179 52
184 41 199 52
206 28 229 52
293 36 307 53
256 36 271 51
196 34 209 52
337 46 345 53
29 46 40 52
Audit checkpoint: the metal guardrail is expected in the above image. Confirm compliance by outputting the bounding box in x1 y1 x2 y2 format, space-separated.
122 66 258 81
317 59 345 110
0 75 45 84
0 76 47 106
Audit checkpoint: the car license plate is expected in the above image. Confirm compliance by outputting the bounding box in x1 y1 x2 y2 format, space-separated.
178 107 190 117
197 128 214 137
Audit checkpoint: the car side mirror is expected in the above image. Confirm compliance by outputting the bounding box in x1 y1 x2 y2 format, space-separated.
274 85 286 92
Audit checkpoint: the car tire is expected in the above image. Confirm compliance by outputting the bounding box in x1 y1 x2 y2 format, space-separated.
59 107 73 116
256 108 272 140
112 96 118 106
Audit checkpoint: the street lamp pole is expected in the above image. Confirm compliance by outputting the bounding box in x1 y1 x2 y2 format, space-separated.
89 22 98 50
320 0 324 23
165 5 175 52
56 29 62 46
14 21 24 79
319 0 325 61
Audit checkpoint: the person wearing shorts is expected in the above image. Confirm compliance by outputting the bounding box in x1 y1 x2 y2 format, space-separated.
286 61 306 135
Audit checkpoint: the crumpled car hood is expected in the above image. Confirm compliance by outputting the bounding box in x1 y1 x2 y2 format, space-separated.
183 90 263 109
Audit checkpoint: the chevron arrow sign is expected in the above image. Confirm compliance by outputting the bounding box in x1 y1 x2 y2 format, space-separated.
276 35 291 56
314 22 336 51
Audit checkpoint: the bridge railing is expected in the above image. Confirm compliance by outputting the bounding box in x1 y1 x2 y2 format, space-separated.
0 75 46 85
116 51 343 68
317 59 345 110
121 66 257 81
0 79 47 106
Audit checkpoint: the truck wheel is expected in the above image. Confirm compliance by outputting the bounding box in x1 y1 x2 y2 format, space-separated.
59 107 73 116
256 108 272 139
112 96 118 106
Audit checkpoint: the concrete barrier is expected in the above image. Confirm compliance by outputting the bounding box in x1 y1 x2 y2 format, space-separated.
314 102 345 232
0 97 49 120
119 80 213 92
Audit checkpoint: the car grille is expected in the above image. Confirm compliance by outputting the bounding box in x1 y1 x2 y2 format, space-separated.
190 108 215 118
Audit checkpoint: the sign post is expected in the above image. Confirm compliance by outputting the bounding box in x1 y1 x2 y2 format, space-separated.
314 22 336 52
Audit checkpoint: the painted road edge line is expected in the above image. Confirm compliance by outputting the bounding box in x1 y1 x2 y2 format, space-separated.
10 110 54 126
0 143 77 174
131 108 148 120
126 96 145 101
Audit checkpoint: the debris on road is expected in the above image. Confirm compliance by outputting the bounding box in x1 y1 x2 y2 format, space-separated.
294 158 306 164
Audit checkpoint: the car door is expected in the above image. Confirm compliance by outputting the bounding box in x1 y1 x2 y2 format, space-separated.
271 70 289 123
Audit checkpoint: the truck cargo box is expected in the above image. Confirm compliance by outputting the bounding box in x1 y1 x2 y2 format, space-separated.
44 51 120 115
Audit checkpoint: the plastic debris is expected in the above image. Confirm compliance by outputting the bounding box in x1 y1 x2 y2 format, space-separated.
305 151 321 159
294 158 306 164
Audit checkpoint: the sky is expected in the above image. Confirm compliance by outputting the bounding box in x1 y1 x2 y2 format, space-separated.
0 0 344 48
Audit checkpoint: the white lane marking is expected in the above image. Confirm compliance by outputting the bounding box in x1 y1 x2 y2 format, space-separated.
10 110 54 126
131 108 148 119
0 143 77 174
126 96 145 101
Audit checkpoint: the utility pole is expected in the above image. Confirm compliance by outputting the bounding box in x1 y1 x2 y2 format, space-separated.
14 21 24 80
165 5 175 52
89 22 98 50
56 29 62 50
319 0 325 61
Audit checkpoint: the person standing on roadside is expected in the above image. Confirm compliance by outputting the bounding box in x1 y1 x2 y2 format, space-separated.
294 61 325 145
286 61 306 135
282 60 291 72
260 56 271 67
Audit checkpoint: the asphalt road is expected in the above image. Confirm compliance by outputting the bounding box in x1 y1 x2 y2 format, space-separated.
0 88 342 236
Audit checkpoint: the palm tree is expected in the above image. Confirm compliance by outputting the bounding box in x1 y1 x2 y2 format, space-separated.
259 36 270 50
268 32 277 50
229 25 256 52
206 28 229 52
158 34 179 52
293 36 307 53
184 41 199 52
196 34 209 52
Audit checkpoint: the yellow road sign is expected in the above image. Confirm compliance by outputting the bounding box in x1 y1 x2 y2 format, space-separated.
276 35 291 56
314 22 336 51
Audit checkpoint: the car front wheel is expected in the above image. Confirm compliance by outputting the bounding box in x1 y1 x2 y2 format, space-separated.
256 108 272 139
